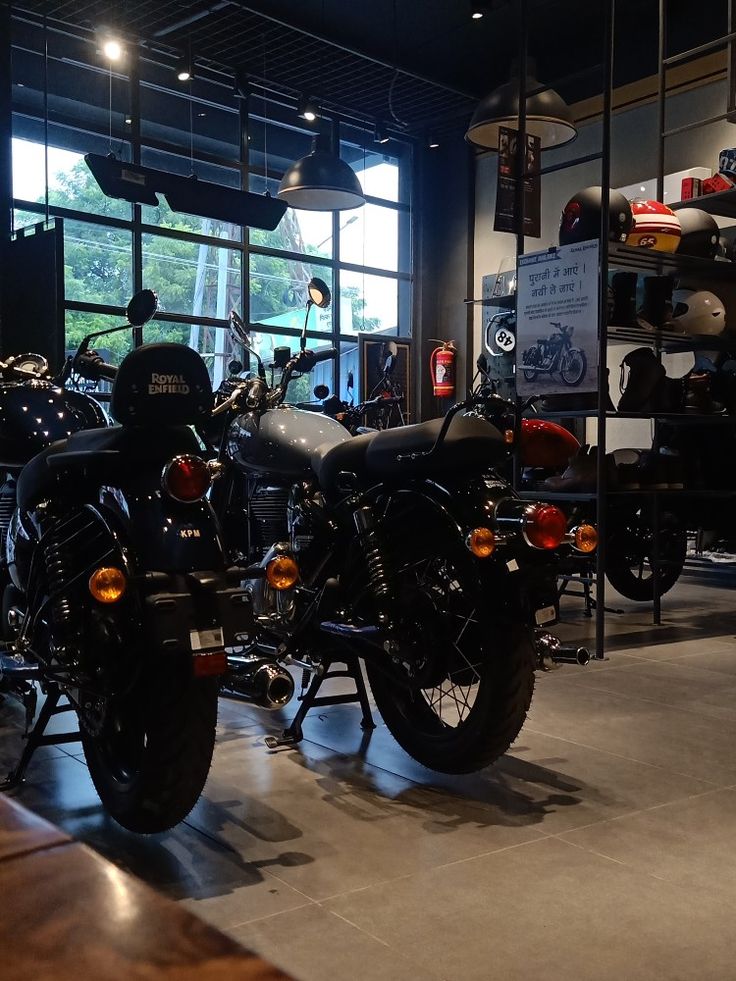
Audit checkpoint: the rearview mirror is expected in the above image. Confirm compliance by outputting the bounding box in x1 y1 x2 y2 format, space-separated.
126 289 158 327
273 346 291 368
313 383 330 400
307 277 331 310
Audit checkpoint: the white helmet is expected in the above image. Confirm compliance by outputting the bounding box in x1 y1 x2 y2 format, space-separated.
671 289 726 337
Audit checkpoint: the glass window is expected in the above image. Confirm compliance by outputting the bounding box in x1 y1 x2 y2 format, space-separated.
241 331 335 403
11 134 132 220
63 220 133 307
340 203 410 272
340 123 405 203
140 83 239 162
142 320 235 388
249 255 332 332
139 147 242 240
65 310 136 395
249 174 333 258
339 271 398 335
142 233 241 320
13 208 44 231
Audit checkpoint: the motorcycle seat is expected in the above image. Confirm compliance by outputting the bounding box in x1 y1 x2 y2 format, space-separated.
312 415 507 490
17 425 201 512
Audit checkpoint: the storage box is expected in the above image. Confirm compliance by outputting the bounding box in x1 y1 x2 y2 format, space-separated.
680 177 702 199
703 173 735 194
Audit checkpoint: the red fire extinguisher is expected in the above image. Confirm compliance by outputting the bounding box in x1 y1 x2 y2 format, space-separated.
430 340 456 398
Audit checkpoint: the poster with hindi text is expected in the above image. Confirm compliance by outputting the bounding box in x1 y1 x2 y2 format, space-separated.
515 240 599 397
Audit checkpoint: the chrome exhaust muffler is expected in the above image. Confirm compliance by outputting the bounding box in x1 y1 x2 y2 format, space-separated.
535 630 593 671
223 655 295 709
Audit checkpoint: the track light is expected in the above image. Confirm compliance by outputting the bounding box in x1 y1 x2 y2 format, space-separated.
471 8 484 18
176 58 192 82
375 122 390 145
429 141 440 149
298 94 320 123
102 37 123 61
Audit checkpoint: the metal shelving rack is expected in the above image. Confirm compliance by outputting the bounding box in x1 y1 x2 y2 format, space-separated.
509 0 736 657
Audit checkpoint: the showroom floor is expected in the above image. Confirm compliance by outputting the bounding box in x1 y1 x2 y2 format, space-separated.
2 566 736 980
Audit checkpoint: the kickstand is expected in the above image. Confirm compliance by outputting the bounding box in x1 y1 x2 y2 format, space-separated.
0 684 79 791
264 657 376 750
558 571 623 617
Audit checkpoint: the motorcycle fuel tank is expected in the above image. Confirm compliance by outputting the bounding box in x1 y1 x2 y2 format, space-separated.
0 381 107 467
229 405 351 478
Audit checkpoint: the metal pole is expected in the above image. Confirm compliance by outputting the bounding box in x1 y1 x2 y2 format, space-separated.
595 0 615 663
512 0 528 492
656 0 667 203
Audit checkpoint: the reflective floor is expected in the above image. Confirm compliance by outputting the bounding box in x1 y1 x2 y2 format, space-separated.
2 566 736 980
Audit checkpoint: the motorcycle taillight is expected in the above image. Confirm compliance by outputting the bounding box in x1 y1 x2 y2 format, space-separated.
162 454 211 503
523 504 567 550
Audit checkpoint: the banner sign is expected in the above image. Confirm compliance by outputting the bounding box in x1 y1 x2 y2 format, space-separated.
493 126 541 238
515 239 599 397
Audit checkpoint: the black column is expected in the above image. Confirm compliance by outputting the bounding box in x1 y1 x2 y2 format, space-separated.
0 3 14 351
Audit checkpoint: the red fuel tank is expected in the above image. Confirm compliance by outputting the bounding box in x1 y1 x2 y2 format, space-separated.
520 418 580 469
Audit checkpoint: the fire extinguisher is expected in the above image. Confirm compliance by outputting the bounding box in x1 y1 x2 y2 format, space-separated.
429 340 456 398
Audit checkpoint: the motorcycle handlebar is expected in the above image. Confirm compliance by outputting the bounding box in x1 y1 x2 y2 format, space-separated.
312 347 338 365
74 351 118 382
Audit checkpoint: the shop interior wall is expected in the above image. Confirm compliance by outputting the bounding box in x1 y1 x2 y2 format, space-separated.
473 76 736 449
416 135 474 421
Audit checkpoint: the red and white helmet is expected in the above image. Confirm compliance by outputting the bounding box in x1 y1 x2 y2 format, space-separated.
628 199 681 252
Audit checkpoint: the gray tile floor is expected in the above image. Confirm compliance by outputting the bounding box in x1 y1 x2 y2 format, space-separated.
2 565 736 980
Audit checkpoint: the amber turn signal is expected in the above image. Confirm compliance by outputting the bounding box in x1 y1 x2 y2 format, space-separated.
573 523 598 553
466 527 496 558
504 429 514 445
89 566 127 604
523 504 567 550
266 555 300 590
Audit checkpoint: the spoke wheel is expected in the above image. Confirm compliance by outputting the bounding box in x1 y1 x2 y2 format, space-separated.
561 348 587 386
606 509 686 601
366 554 536 774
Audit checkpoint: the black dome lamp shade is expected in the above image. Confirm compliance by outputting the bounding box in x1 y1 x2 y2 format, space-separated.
278 133 365 211
466 60 577 150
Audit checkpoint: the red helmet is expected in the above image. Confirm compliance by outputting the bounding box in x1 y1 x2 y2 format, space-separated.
628 199 681 252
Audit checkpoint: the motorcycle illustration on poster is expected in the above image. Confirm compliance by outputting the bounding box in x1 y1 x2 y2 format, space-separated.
515 240 599 397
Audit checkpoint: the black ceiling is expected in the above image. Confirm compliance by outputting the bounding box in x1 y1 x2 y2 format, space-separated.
10 0 731 134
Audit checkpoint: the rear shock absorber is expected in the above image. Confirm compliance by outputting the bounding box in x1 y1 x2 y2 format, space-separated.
352 505 393 626
44 527 74 631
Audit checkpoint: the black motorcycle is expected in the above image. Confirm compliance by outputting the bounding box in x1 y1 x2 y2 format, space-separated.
1 290 253 833
522 322 587 386
207 279 596 775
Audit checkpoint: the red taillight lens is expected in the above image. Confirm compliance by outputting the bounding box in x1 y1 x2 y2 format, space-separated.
523 504 567 550
162 454 211 503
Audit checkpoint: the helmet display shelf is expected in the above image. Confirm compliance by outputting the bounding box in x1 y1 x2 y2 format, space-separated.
503 0 736 659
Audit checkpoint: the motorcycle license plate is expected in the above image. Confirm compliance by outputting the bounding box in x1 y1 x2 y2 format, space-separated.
189 627 224 652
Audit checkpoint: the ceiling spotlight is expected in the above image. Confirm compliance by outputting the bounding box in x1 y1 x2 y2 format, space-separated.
375 122 390 145
102 38 123 61
176 60 192 82
429 141 440 149
471 9 484 18
298 94 320 123
124 116 132 125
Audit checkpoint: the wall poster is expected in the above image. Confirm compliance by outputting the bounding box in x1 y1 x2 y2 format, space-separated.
493 126 541 238
515 239 599 397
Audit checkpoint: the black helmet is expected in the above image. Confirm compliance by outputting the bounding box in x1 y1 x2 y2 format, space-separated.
676 208 720 259
559 186 633 246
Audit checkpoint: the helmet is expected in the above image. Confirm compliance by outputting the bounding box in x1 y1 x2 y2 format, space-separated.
559 186 633 246
676 208 720 259
718 235 736 261
628 199 681 252
671 289 726 337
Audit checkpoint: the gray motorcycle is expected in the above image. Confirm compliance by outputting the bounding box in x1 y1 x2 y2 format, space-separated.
207 278 595 774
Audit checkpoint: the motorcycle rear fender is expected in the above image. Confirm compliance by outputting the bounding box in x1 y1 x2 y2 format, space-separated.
100 485 227 574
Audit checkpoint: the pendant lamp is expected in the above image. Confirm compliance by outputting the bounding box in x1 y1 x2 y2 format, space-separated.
278 133 365 211
466 60 576 150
